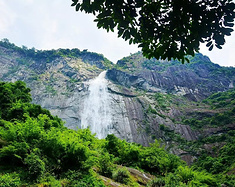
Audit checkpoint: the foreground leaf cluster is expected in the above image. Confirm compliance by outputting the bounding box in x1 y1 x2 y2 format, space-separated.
71 0 235 62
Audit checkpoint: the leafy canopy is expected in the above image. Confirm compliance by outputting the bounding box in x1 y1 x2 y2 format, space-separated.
71 0 235 62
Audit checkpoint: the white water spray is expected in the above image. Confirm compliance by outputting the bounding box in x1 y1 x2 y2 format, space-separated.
81 71 112 139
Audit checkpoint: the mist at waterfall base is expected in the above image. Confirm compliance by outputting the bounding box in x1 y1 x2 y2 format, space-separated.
80 71 113 139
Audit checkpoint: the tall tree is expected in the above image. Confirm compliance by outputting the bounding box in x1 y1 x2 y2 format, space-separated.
71 0 235 62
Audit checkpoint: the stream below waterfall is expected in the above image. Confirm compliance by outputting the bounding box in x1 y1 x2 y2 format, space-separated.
80 71 113 139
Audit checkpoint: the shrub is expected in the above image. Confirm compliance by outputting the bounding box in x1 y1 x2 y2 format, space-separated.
39 174 61 187
112 167 131 185
176 166 218 186
177 166 194 184
63 170 106 187
148 177 165 187
24 150 46 180
98 152 115 178
0 173 21 187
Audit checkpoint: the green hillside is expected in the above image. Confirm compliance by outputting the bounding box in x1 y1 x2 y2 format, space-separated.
0 40 235 186
1 82 234 186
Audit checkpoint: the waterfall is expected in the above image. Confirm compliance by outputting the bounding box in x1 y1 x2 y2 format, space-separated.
81 71 112 139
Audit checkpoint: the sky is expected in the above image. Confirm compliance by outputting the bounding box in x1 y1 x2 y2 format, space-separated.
0 0 234 67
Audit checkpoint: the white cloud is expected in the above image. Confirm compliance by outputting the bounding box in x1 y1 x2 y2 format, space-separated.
0 1 16 34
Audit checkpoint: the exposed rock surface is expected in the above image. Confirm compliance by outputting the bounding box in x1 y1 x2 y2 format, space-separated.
108 52 235 101
100 166 154 187
110 91 150 145
0 42 153 145
1 41 235 161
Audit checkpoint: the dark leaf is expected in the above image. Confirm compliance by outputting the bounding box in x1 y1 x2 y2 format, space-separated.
224 22 234 27
215 44 222 49
215 35 225 45
182 57 185 64
118 28 125 37
185 58 190 63
222 28 234 36
71 0 78 6
76 4 80 11
206 41 212 47
123 30 131 40
209 45 213 51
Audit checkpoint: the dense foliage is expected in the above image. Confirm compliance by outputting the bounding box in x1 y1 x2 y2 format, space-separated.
0 39 113 68
71 0 235 62
183 88 235 129
1 81 233 186
203 88 235 109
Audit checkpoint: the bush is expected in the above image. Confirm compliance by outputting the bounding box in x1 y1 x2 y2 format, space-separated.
148 177 165 187
63 170 106 187
0 173 21 187
24 150 46 180
140 140 182 174
176 166 218 186
39 174 61 187
112 167 131 185
98 152 115 178
164 173 181 186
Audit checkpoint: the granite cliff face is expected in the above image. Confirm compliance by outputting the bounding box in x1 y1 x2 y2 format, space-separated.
1 40 235 161
0 41 109 129
105 52 235 162
0 41 152 145
107 52 234 101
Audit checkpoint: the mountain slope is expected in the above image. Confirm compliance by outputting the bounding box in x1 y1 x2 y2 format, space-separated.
108 52 235 101
0 39 113 129
0 40 235 169
106 52 235 163
1 81 233 186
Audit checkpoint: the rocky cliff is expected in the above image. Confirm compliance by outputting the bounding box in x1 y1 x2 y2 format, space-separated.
0 40 111 128
106 52 235 162
0 40 152 144
107 52 234 101
1 40 235 162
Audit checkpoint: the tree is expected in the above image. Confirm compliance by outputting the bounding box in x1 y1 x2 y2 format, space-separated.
71 0 235 62
0 81 31 119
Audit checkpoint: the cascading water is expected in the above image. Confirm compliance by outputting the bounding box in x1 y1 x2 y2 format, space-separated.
81 71 113 139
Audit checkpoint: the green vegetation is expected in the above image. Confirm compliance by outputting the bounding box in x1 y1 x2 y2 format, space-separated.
153 92 171 111
203 88 235 109
182 89 235 129
159 124 185 144
112 167 131 185
183 107 235 129
165 89 235 186
115 52 221 76
1 81 231 186
147 104 157 114
139 87 235 187
45 85 57 96
0 39 113 69
194 139 235 174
